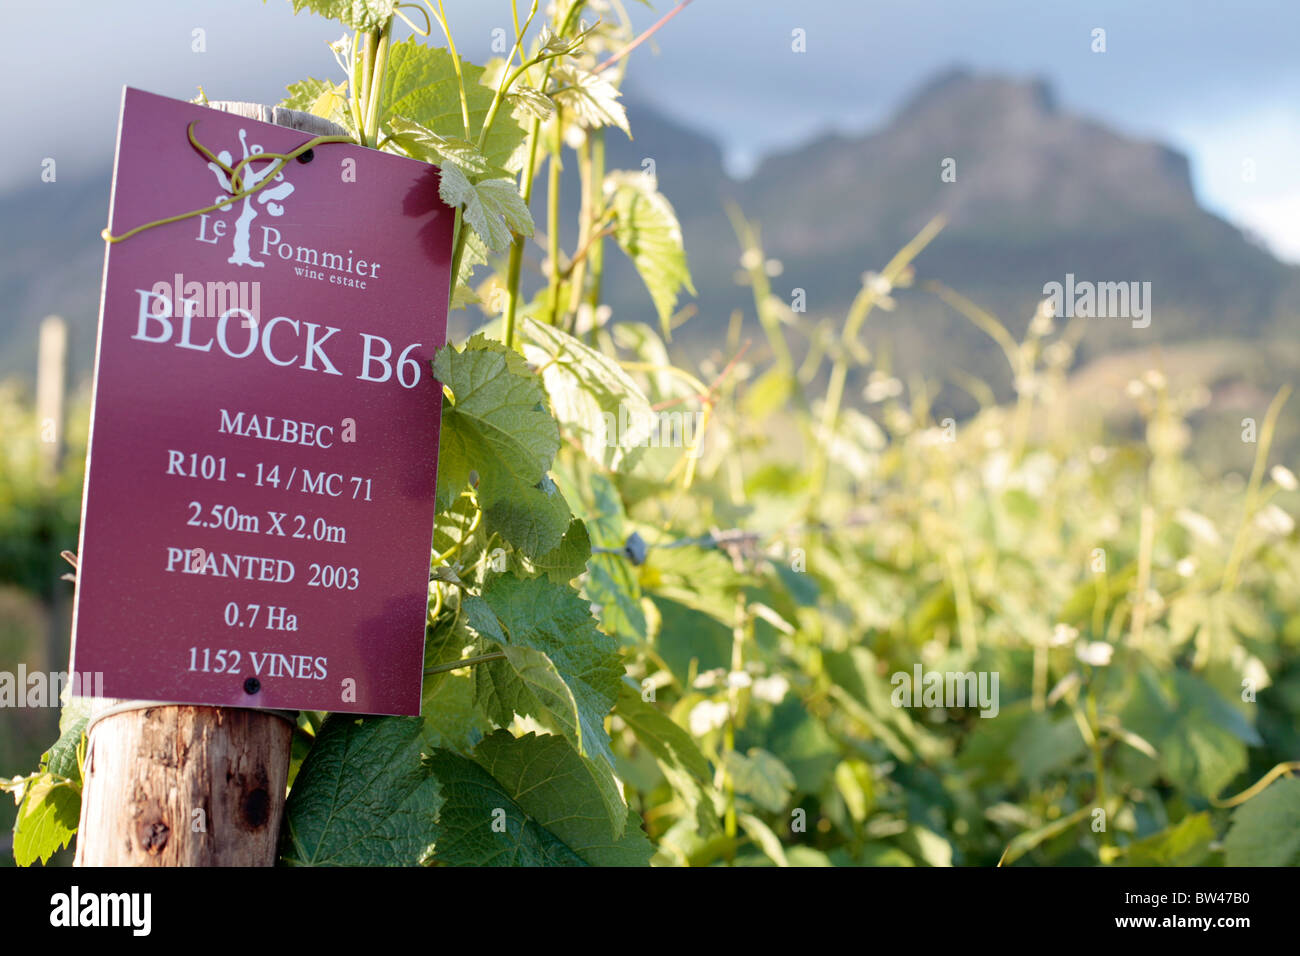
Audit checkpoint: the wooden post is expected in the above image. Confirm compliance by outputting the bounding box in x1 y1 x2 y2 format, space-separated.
36 316 67 479
37 316 69 685
74 103 346 867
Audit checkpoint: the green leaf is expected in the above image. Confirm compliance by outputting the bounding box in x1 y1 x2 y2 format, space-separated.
513 516 591 583
588 554 645 644
520 317 656 471
724 748 795 814
618 682 722 842
428 731 652 866
1223 777 1300 866
1121 667 1261 797
509 85 554 121
439 163 533 252
900 825 955 867
999 805 1092 866
643 543 749 626
280 715 443 866
1120 813 1215 866
533 22 598 59
281 77 353 134
285 0 397 31
383 38 527 173
434 336 568 557
834 759 875 823
1010 712 1087 784
385 117 506 178
11 690 89 864
858 845 917 867
615 684 712 784
465 575 627 835
550 64 630 136
737 812 789 867
824 647 948 764
755 696 841 794
652 595 732 683
575 472 646 642
431 486 485 560
422 612 494 754
605 171 695 337
43 707 87 784
13 775 79 867
452 226 490 310
743 367 796 420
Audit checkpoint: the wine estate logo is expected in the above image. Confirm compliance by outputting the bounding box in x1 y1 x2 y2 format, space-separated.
193 127 381 288
203 128 295 268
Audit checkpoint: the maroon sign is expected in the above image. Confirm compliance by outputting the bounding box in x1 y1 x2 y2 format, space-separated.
69 88 453 715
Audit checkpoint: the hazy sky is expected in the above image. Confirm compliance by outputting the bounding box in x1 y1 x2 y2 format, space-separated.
5 0 1300 260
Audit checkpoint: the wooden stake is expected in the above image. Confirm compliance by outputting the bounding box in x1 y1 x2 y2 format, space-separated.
37 316 69 682
75 703 294 865
74 102 346 867
36 315 67 479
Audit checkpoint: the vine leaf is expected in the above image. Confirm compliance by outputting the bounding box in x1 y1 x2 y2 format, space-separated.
570 471 647 643
422 612 494 755
439 163 533 252
724 748 796 813
281 77 354 134
434 336 568 557
286 0 397 32
452 227 489 310
738 812 790 867
12 775 79 867
47 697 90 783
605 171 695 337
551 64 630 136
534 22 599 59
428 731 652 866
463 574 627 836
512 515 592 583
615 684 721 841
1119 666 1261 797
509 85 554 121
385 117 507 178
520 317 656 471
9 690 89 866
1223 777 1300 866
280 715 443 866
615 685 711 783
1118 812 1214 866
383 39 528 173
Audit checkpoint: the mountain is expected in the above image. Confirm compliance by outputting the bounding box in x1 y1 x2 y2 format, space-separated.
2 69 1297 405
712 69 1300 392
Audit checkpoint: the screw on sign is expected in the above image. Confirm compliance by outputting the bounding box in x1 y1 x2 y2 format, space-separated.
70 92 454 865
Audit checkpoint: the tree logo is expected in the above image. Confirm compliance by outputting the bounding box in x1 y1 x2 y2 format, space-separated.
205 128 295 268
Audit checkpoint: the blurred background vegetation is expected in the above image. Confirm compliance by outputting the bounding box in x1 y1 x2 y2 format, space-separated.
0 381 86 864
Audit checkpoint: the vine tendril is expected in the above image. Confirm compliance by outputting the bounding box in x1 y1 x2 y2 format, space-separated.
102 120 354 245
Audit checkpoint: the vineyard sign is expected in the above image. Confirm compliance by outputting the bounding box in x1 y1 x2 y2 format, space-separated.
69 88 453 715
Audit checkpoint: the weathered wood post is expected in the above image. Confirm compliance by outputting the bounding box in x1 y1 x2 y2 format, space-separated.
36 315 67 479
74 102 346 867
37 316 69 685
